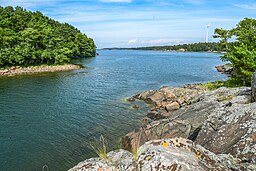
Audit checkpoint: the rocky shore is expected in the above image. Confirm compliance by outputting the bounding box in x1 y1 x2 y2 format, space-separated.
70 73 256 171
215 63 234 76
0 64 82 77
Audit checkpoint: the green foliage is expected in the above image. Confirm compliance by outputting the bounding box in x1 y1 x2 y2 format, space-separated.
214 18 256 85
104 42 225 52
89 135 109 161
201 77 245 90
0 6 96 67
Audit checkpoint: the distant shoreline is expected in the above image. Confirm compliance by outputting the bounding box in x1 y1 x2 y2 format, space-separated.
101 48 224 53
0 64 82 77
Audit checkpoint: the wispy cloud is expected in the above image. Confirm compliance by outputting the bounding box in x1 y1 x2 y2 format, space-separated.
1 0 253 48
127 38 184 46
185 0 205 5
99 0 132 2
233 3 256 10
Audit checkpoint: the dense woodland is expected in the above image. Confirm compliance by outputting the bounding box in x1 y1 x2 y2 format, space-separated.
0 6 96 68
104 42 226 52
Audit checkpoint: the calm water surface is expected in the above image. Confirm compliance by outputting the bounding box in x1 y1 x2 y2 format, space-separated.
0 50 227 171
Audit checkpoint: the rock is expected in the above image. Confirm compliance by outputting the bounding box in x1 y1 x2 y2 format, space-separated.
165 102 180 111
69 149 134 171
127 97 135 102
134 87 200 110
195 101 256 163
146 111 166 120
132 105 139 109
123 86 255 164
215 63 234 76
252 72 256 102
137 138 247 171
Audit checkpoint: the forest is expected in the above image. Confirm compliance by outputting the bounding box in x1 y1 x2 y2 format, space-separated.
104 42 225 52
0 6 96 68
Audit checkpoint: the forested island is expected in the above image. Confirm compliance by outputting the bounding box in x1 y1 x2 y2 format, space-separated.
103 42 225 52
0 6 96 70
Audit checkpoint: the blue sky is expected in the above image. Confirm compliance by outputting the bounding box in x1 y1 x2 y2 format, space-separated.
1 0 256 48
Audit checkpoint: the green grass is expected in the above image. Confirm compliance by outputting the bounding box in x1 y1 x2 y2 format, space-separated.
201 77 245 90
89 135 109 161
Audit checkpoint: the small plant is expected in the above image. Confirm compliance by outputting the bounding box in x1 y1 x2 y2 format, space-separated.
201 77 245 91
132 148 140 161
89 135 109 161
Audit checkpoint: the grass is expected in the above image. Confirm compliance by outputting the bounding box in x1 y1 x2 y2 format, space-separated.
200 77 245 90
89 135 109 161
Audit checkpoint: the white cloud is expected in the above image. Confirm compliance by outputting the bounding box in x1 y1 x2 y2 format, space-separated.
127 38 184 46
99 0 132 2
233 3 256 10
185 0 205 5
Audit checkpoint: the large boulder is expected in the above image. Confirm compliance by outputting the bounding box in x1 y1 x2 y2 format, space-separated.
134 87 200 110
195 96 256 163
137 138 250 171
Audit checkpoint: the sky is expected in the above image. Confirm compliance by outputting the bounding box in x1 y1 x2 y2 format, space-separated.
1 0 256 48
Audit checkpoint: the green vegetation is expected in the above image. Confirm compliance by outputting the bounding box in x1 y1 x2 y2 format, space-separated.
201 78 245 90
89 135 109 161
0 6 96 68
214 18 256 85
103 42 225 52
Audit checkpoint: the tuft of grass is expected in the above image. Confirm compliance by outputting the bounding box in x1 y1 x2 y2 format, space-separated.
89 135 109 161
201 77 245 91
132 148 140 161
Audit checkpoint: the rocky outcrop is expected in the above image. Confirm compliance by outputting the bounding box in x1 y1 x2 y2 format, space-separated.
215 64 234 76
123 86 256 165
137 138 252 171
133 87 200 120
70 138 255 171
70 85 256 170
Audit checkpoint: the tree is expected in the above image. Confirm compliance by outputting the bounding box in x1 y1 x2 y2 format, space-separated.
214 18 256 85
0 6 96 68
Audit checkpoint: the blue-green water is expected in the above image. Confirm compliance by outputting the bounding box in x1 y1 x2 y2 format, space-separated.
0 50 227 171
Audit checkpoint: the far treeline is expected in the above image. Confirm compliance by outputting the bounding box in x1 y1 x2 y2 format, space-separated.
0 6 96 68
103 42 226 52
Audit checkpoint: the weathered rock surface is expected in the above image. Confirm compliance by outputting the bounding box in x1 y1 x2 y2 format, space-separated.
123 86 256 164
137 138 252 171
70 85 256 171
69 149 134 171
215 64 234 76
70 138 255 171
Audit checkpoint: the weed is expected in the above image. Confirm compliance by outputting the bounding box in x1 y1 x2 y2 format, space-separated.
89 135 109 161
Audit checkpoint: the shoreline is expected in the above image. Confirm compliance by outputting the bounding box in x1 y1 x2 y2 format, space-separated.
70 84 256 170
69 67 256 170
0 64 82 77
